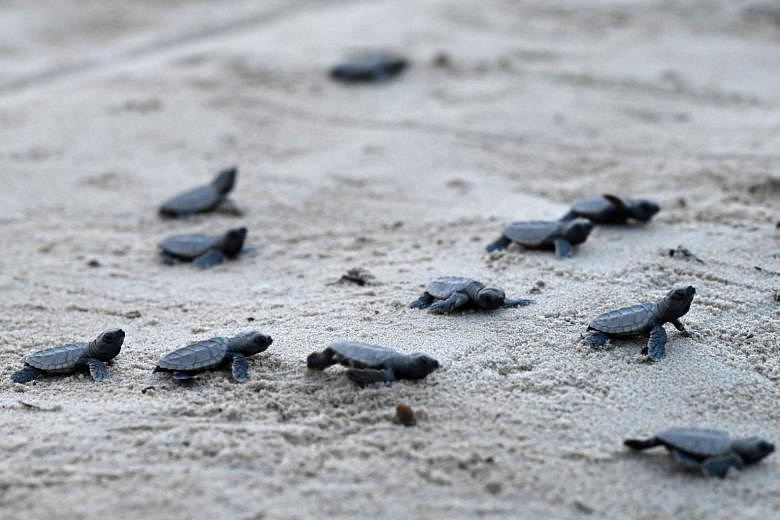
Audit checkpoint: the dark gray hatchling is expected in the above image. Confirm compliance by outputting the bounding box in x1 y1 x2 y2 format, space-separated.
561 194 660 224
625 428 774 478
11 329 125 383
409 276 533 314
159 227 247 269
329 52 408 83
486 218 593 258
307 341 440 386
154 331 272 382
586 286 695 360
159 167 240 217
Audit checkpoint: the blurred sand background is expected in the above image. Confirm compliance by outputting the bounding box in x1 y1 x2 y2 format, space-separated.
0 1 778 518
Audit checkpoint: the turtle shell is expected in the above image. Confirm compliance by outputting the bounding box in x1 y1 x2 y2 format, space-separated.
502 221 557 247
160 234 219 259
26 343 87 371
160 185 222 216
571 195 627 222
329 341 399 368
426 276 477 299
655 428 732 458
157 337 230 371
588 303 656 334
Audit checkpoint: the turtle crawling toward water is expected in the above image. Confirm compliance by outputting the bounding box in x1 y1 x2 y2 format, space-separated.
329 53 408 83
409 276 533 314
154 331 272 382
625 428 774 477
486 219 593 258
561 194 660 224
159 227 247 269
585 286 695 360
307 341 439 386
11 329 125 383
159 167 240 217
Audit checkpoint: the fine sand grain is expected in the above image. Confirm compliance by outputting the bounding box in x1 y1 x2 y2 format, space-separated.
0 1 778 519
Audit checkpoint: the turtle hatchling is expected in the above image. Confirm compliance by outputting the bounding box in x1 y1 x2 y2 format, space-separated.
561 194 660 224
159 167 240 217
329 52 408 83
625 428 774 478
159 227 247 269
409 276 533 314
486 218 593 258
585 286 695 360
154 331 273 382
11 329 125 383
307 341 439 386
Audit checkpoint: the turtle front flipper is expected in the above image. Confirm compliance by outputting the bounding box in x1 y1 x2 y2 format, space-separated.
429 292 469 314
216 198 244 217
193 249 225 269
307 347 337 370
159 251 178 265
346 368 395 386
231 353 249 382
85 358 110 381
11 366 42 383
409 293 435 309
671 318 690 336
504 298 534 307
485 236 511 252
646 325 668 360
553 239 573 258
701 454 744 478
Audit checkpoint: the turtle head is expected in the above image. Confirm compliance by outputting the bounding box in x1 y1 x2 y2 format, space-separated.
629 198 660 222
91 329 125 361
395 353 440 380
660 285 695 320
212 167 237 194
563 218 594 245
476 287 506 309
732 436 775 465
221 227 247 258
232 330 273 356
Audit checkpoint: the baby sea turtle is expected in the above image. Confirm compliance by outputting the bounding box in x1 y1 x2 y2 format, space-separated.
329 53 408 83
486 219 594 258
154 331 273 382
561 194 660 224
159 167 240 217
159 227 247 269
307 341 439 386
585 286 695 360
11 329 125 383
625 428 774 478
409 276 533 314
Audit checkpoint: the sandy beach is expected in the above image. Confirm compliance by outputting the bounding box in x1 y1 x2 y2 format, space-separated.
1 1 779 518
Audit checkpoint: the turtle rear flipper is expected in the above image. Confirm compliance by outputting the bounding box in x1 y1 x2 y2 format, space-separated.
586 331 609 349
486 236 511 252
86 358 110 381
702 454 744 478
346 368 395 386
671 449 704 469
231 353 249 382
559 210 579 222
193 249 225 269
11 366 42 383
215 198 244 216
409 293 435 309
173 371 195 381
553 239 573 258
646 326 668 360
624 437 662 450
428 292 469 314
